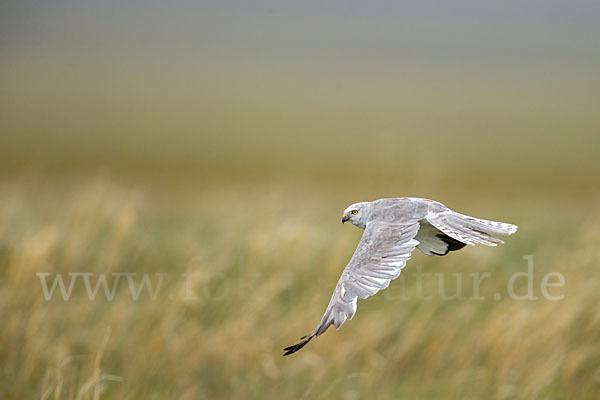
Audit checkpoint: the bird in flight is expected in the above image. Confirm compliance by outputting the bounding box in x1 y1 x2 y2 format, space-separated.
283 197 517 356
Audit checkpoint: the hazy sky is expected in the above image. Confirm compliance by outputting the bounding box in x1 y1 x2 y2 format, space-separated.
1 1 599 173
2 0 599 79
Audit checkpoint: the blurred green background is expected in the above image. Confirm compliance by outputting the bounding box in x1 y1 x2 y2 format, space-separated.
1 1 599 399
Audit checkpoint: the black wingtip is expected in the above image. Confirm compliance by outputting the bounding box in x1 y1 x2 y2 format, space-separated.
434 233 467 255
283 335 314 356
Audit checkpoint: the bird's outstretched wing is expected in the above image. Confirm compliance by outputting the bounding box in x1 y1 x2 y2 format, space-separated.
283 221 421 356
425 207 518 246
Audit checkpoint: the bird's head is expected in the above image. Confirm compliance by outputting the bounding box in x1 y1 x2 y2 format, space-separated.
342 202 371 229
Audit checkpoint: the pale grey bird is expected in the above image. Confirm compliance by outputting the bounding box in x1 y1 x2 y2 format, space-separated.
283 197 517 356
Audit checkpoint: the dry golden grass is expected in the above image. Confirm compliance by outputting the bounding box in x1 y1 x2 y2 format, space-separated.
0 171 599 399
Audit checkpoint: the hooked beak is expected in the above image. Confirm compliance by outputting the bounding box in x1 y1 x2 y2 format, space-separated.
342 214 350 224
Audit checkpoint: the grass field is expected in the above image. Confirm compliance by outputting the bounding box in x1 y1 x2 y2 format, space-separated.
1 160 599 399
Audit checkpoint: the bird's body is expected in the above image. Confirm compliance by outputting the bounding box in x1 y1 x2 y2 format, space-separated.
283 197 517 356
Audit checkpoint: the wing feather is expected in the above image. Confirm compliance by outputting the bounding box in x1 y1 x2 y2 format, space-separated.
425 206 518 247
283 221 420 355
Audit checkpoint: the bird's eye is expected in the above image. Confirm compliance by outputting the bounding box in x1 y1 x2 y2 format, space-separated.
351 210 358 215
